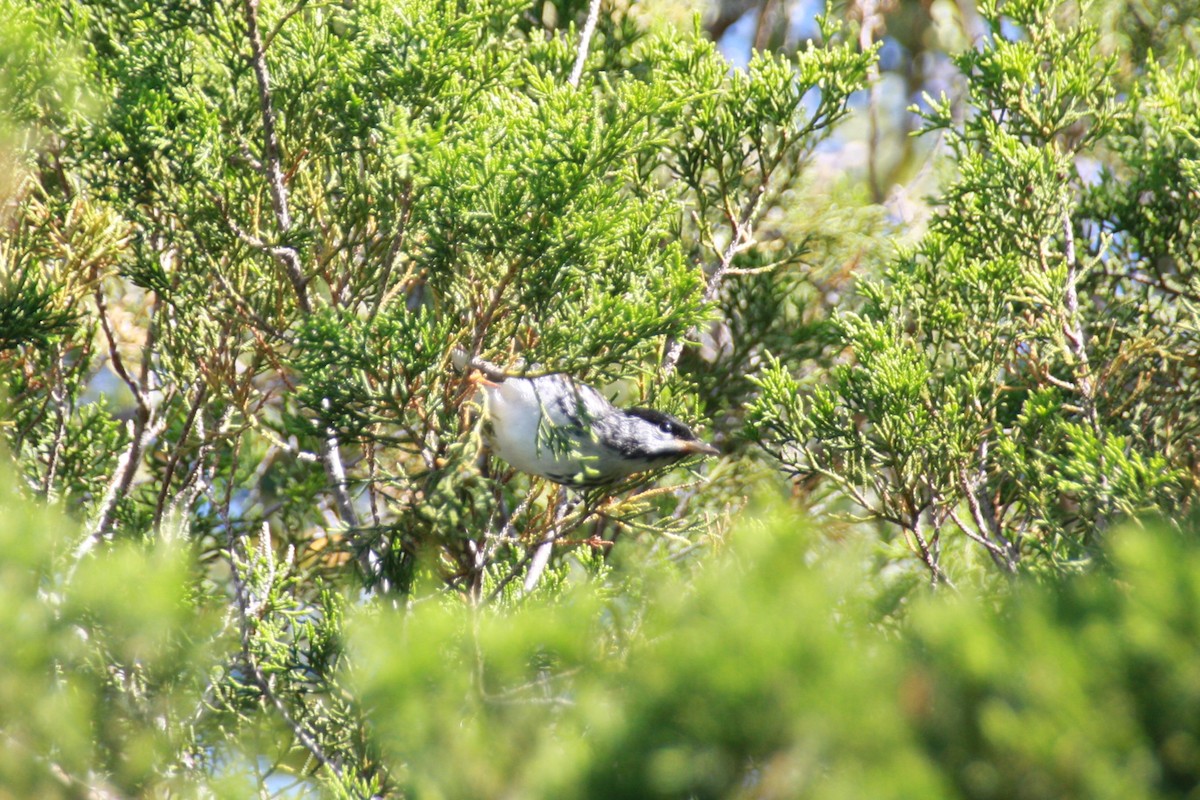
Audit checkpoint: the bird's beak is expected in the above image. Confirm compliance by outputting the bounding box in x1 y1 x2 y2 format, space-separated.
681 440 720 457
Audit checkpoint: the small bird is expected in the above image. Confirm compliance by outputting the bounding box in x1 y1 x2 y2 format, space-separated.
454 350 719 487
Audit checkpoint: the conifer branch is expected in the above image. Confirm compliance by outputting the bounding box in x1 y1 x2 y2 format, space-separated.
241 0 360 533
661 182 766 375
1061 210 1112 519
152 381 208 532
241 0 310 314
229 524 349 789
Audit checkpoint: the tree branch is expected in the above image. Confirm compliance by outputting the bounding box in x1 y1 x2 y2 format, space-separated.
661 182 767 375
567 0 604 88
241 0 310 313
1060 210 1112 520
240 0 361 535
153 381 208 531
229 525 348 788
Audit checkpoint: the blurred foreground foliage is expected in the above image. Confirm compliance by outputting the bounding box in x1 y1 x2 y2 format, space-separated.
5 468 1200 798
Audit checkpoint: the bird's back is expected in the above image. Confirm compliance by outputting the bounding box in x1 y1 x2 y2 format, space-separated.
482 373 614 485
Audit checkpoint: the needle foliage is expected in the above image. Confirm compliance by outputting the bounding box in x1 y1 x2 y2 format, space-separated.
1 0 1198 795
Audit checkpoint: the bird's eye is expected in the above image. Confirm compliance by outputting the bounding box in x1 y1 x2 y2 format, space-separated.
659 421 676 435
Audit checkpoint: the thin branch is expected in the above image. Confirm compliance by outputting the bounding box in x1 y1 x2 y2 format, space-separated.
241 0 310 313
858 0 883 203
240 0 361 537
264 0 310 50
523 529 558 596
954 436 1021 571
94 286 148 416
40 353 68 501
1060 210 1112 520
73 416 168 571
661 182 767 375
947 506 1012 572
1060 213 1092 395
229 525 347 788
484 490 577 604
319 398 359 527
72 286 166 564
524 489 570 596
153 381 208 531
368 180 414 320
906 512 954 589
567 0 604 88
470 485 540 602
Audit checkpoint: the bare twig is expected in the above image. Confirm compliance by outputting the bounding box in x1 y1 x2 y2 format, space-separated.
40 353 68 501
661 182 767 375
948 504 1010 571
241 0 310 313
1061 214 1097 417
903 512 954 589
74 416 168 571
73 286 164 564
94 286 149 416
958 462 1019 572
1060 210 1111 519
153 381 208 531
264 0 310 49
567 0 604 88
319 398 359 525
858 0 884 203
241 0 361 537
523 488 570 595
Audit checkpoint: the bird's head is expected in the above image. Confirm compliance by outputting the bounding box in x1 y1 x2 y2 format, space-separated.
606 407 720 470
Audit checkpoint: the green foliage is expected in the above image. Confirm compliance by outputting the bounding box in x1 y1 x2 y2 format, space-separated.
908 524 1200 799
350 502 1200 799
3 0 1199 793
748 0 1199 581
0 465 215 797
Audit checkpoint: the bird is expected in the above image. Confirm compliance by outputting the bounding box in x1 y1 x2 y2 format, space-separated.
453 349 719 487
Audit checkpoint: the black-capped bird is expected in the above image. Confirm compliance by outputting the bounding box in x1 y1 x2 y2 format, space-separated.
454 350 718 487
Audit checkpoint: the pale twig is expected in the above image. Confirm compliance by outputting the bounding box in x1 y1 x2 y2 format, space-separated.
40 353 67 501
958 461 1019 572
661 182 767 375
1060 210 1111 519
74 286 163 560
73 416 168 571
241 0 361 536
241 0 310 313
567 0 604 88
523 487 570 595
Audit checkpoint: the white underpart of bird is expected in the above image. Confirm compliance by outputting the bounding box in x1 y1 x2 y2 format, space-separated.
453 349 719 487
